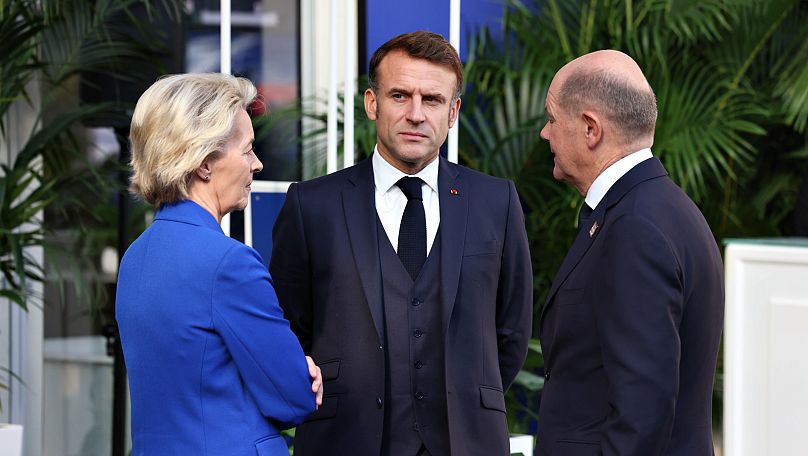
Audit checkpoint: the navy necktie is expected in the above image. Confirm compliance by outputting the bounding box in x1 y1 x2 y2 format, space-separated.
578 203 593 228
396 177 427 280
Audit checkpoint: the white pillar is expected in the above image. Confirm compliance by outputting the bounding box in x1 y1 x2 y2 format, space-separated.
220 0 232 235
343 0 356 169
220 0 231 75
448 0 461 164
326 0 339 174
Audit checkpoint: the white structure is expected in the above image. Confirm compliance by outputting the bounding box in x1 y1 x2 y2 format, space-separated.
724 239 808 456
509 434 534 455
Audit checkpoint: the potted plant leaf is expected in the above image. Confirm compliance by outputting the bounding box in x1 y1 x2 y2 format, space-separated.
1 1 181 453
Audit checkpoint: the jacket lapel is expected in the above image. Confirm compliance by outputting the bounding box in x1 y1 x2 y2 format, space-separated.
438 158 468 335
540 157 669 324
342 159 385 342
540 203 605 323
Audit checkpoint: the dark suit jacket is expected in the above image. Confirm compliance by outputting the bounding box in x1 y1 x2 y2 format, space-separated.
116 200 315 456
270 156 533 455
536 158 724 456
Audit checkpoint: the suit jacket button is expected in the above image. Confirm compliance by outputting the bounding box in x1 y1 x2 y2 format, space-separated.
376 397 383 409
544 369 551 381
413 329 423 338
415 391 425 400
415 360 423 369
411 298 421 306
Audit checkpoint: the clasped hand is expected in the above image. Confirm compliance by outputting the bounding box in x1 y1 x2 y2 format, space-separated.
305 356 324 409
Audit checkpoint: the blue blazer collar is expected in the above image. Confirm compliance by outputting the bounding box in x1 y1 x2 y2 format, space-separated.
155 200 224 234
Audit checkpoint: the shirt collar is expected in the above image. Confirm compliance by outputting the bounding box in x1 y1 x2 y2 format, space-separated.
372 145 439 194
585 148 653 210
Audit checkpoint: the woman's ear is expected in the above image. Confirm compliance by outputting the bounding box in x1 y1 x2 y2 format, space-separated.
195 161 212 181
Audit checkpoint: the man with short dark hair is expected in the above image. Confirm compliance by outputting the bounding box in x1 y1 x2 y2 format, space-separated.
535 49 724 456
271 31 533 456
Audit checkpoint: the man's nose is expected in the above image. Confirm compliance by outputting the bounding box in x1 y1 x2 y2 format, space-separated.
406 99 426 124
540 123 549 140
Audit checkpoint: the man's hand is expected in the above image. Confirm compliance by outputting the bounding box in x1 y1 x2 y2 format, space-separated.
305 355 323 409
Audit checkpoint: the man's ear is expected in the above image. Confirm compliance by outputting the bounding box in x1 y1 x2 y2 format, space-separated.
581 111 603 149
448 97 461 128
364 88 378 121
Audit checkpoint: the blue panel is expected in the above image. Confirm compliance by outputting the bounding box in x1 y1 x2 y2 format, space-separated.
364 0 506 68
366 1 450 70
249 191 289 267
460 0 506 51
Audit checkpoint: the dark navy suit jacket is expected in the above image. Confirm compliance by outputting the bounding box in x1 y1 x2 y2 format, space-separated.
270 157 533 456
116 200 315 456
537 158 724 456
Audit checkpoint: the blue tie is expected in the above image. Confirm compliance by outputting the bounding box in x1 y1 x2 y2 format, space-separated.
396 177 427 280
578 203 593 228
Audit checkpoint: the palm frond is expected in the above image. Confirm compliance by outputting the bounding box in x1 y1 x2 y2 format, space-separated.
774 34 808 132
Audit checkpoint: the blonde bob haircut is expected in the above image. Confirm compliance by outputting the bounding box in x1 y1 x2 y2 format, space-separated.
129 73 257 206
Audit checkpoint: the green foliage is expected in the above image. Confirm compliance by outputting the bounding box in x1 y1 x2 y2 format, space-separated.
0 0 180 409
1 0 179 308
506 339 544 434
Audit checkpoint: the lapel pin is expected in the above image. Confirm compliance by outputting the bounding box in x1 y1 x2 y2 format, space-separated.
589 221 599 238
450 188 459 196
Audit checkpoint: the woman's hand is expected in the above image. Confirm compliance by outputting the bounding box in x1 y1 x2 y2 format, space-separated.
305 356 323 409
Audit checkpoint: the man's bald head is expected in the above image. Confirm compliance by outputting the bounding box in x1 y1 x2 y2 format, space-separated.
554 50 657 147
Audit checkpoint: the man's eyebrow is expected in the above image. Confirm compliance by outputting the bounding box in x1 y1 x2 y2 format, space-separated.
386 87 411 95
423 92 447 102
385 87 447 102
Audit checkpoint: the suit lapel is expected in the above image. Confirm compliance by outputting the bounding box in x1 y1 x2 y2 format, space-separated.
438 158 468 335
342 159 385 342
540 203 605 323
540 157 669 324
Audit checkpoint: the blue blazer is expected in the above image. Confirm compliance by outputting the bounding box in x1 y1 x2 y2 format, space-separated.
536 158 724 456
116 200 315 456
270 157 533 456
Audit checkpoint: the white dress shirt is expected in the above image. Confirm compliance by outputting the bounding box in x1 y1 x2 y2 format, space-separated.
373 147 440 254
585 148 653 210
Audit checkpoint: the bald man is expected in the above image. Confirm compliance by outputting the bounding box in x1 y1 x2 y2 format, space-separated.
535 50 724 455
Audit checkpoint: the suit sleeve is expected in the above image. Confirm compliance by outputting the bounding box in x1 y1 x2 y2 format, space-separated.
211 242 315 427
594 214 683 455
496 181 534 391
269 183 314 352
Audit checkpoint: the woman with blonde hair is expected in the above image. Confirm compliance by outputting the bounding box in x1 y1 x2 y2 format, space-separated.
116 73 321 456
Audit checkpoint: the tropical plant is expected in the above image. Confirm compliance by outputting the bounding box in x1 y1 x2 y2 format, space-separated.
0 0 181 411
1 0 177 301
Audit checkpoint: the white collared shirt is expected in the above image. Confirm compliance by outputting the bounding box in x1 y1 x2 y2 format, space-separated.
373 147 441 254
585 148 653 210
